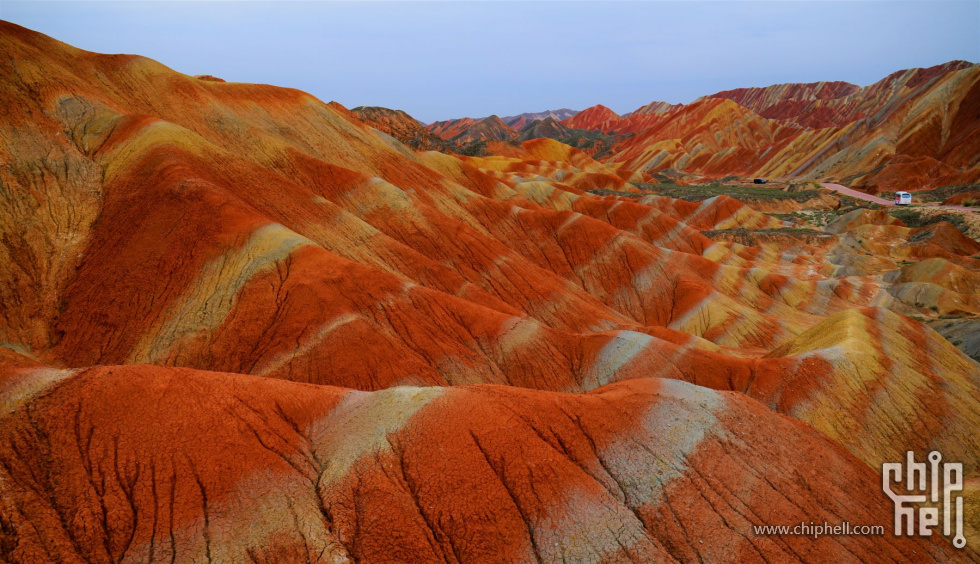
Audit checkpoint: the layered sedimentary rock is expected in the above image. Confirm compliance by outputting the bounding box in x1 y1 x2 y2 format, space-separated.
560 104 623 132
502 108 578 130
351 106 451 152
1 21 979 561
431 62 980 193
2 364 968 562
603 62 980 192
704 62 975 128
446 115 518 145
426 116 478 140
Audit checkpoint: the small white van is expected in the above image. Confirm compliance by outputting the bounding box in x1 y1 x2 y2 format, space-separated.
894 191 912 205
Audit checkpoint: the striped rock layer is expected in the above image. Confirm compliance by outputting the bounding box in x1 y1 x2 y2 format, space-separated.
432 61 979 192
594 60 979 193
1 22 979 562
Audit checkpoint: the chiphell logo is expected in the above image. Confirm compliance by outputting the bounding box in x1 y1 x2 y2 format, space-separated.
882 451 966 549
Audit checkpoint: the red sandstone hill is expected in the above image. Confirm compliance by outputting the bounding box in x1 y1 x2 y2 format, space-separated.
516 116 569 141
425 115 519 147
1 21 979 561
561 103 622 131
629 100 679 116
426 116 478 139
702 61 975 130
351 106 450 152
438 61 980 192
572 61 980 192
502 108 578 130
2 364 967 562
447 114 517 144
702 80 863 128
668 62 979 191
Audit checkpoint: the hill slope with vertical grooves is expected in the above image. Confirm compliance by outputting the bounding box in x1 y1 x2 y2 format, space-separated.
1 22 978 561
436 62 980 192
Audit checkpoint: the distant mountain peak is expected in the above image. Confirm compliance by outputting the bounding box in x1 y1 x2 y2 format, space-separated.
560 104 622 131
448 114 517 144
501 108 579 129
350 105 451 151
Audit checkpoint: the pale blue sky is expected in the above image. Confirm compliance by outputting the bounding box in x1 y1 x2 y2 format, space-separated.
2 1 977 123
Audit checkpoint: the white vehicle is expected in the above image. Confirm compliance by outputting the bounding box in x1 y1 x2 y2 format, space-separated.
894 191 912 205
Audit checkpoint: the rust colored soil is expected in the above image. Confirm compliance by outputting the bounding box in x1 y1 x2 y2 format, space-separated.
1 22 979 562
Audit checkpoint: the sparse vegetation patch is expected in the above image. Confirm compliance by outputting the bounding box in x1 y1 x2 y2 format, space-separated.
888 208 968 232
614 182 822 203
701 228 830 237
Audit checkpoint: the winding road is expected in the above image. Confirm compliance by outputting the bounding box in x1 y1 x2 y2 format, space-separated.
819 183 978 212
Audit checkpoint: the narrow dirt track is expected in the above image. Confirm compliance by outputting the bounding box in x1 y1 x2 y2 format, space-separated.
820 182 978 212
819 183 893 205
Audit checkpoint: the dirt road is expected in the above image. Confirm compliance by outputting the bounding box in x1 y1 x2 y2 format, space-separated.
819 183 977 212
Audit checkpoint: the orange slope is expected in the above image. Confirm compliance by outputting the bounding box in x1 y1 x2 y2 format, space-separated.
2 21 980 560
